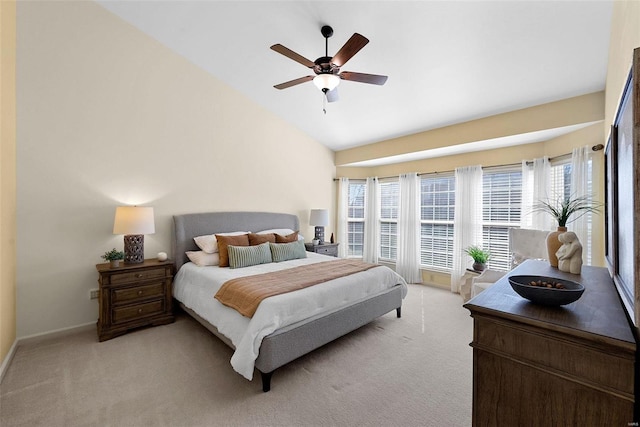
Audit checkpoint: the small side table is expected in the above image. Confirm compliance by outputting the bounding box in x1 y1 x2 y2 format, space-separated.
305 242 339 257
96 259 175 341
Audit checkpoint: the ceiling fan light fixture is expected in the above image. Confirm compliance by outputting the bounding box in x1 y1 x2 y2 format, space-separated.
313 74 340 92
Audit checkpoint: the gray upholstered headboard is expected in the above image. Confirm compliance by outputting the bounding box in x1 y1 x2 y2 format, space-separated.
172 211 300 270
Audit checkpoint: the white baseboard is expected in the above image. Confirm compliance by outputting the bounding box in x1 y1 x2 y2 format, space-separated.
18 321 95 345
0 322 96 383
0 339 18 384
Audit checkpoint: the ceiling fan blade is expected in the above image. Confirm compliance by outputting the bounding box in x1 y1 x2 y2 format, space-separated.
339 71 388 85
326 88 339 103
331 33 369 67
274 76 314 90
270 44 315 68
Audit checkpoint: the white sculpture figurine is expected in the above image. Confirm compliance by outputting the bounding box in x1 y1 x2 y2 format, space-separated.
556 231 582 274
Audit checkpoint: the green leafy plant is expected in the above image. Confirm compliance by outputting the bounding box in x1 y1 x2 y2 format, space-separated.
464 245 491 264
533 194 601 227
101 248 124 261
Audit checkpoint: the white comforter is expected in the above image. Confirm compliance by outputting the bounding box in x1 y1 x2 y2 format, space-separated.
173 252 408 380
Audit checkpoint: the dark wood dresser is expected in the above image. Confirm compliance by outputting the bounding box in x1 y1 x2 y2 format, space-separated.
96 259 174 341
464 259 636 426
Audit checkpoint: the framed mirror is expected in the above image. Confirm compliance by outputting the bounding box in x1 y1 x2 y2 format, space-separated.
607 47 640 327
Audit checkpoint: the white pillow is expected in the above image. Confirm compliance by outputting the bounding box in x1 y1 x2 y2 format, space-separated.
186 251 220 267
193 231 248 254
257 229 304 241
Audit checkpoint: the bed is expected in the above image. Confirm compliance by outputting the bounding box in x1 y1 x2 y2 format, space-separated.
172 211 407 392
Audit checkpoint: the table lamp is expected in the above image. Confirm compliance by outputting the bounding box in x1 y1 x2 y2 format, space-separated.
113 206 155 264
309 209 329 244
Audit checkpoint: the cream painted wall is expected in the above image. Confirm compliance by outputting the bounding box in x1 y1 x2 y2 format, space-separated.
605 1 640 129
336 92 604 167
1 0 17 363
16 1 334 338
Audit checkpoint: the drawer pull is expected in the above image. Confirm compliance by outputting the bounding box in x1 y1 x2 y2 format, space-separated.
138 308 143 314
135 273 143 278
137 290 143 296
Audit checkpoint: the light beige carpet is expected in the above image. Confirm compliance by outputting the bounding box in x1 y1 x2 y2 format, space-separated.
0 284 473 426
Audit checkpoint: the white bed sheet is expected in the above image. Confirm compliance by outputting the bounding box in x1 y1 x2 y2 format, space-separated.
173 252 408 380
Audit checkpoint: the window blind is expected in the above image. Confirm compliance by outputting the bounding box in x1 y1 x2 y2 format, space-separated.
482 168 522 271
379 181 399 261
347 181 365 257
420 174 455 270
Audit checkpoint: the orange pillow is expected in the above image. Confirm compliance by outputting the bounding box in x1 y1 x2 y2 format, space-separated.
275 231 299 243
215 234 250 267
249 233 276 245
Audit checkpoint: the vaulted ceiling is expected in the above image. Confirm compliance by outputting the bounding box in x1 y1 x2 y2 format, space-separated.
97 1 612 154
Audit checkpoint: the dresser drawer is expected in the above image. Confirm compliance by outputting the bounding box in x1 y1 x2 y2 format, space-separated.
315 245 337 256
110 267 167 285
112 300 164 324
112 282 165 304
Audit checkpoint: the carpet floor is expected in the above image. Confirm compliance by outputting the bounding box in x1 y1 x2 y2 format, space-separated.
0 284 473 426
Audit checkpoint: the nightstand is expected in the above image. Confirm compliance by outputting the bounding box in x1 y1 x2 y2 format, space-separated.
305 242 339 257
96 259 174 342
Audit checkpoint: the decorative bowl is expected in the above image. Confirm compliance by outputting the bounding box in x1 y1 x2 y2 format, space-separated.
508 275 584 306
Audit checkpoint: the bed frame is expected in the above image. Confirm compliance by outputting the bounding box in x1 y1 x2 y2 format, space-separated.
172 211 403 392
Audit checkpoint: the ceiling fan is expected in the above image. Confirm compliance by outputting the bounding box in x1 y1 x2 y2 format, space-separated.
270 25 388 103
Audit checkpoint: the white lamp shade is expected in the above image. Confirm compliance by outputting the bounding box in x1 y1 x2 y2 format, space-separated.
309 209 329 226
313 74 340 91
113 206 155 235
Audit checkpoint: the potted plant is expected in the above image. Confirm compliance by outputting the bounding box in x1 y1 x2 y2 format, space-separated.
102 248 124 268
464 245 491 271
533 195 601 267
533 195 600 228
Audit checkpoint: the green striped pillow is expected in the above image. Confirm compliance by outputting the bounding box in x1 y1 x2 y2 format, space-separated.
270 240 307 262
227 242 272 269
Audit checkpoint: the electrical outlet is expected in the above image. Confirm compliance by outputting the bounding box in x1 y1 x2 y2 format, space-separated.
89 289 100 300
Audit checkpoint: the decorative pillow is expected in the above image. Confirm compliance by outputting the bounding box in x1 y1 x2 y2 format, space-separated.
194 231 247 254
270 240 307 262
275 231 299 243
259 228 304 241
248 232 276 246
216 234 250 267
228 242 272 269
186 251 220 267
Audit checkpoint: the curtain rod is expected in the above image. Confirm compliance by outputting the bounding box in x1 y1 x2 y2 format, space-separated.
333 144 604 182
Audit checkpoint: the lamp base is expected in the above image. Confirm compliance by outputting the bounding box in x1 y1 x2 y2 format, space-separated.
314 226 325 244
124 234 144 263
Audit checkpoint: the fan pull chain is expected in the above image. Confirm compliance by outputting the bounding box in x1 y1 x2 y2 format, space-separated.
322 93 327 115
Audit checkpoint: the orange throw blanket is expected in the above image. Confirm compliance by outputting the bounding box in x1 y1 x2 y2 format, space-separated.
215 259 379 318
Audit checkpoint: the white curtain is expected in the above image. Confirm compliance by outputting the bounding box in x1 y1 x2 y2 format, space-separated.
396 173 422 283
363 177 379 263
521 157 554 231
451 165 483 293
570 145 591 263
337 177 349 258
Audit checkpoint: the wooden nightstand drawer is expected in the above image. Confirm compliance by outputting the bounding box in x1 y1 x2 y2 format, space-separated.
112 300 164 324
110 268 166 285
112 282 164 304
315 245 337 256
305 242 339 257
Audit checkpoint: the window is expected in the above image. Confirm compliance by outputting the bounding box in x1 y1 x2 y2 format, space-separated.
379 181 399 261
549 161 572 202
482 167 522 271
420 174 455 270
347 181 365 257
549 158 593 264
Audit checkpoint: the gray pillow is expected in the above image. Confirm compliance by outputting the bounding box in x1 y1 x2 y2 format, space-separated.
227 242 272 269
270 240 307 262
